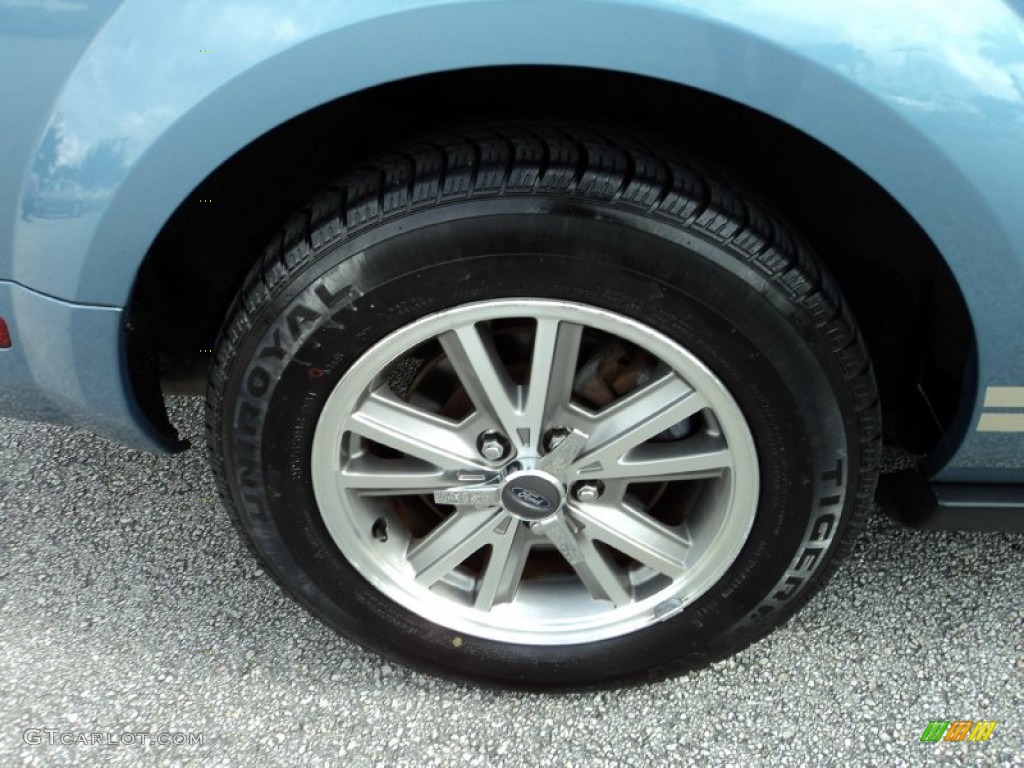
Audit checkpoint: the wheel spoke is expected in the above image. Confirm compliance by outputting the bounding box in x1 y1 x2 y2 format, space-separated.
573 373 708 477
348 388 483 472
439 324 521 441
574 504 691 579
407 507 508 587
591 435 732 482
523 318 583 444
439 319 584 452
532 513 632 606
572 537 634 607
339 456 455 495
474 522 531 610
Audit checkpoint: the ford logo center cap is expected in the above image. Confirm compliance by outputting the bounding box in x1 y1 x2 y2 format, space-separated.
512 486 552 509
501 471 564 521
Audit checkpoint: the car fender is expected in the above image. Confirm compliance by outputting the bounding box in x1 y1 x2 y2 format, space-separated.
7 0 1024 477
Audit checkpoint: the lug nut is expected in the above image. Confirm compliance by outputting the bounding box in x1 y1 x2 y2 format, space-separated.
574 481 603 503
478 431 509 461
545 427 571 452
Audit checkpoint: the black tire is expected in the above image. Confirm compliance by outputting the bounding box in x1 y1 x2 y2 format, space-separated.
206 121 881 688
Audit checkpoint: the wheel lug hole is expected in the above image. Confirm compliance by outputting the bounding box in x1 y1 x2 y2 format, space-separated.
478 431 510 462
573 481 604 503
544 426 571 452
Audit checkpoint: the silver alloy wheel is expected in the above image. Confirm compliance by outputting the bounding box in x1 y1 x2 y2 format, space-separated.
311 300 759 645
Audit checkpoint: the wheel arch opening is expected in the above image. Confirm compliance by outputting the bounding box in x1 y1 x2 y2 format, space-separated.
125 65 974 463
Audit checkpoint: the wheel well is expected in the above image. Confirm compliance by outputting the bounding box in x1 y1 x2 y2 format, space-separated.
128 66 973 459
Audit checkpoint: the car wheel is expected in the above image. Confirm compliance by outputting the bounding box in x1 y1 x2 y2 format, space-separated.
207 122 880 687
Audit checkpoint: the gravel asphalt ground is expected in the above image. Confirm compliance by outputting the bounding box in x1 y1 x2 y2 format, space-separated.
1 395 1022 767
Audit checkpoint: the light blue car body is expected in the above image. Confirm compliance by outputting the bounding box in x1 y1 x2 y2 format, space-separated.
1 0 1023 484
